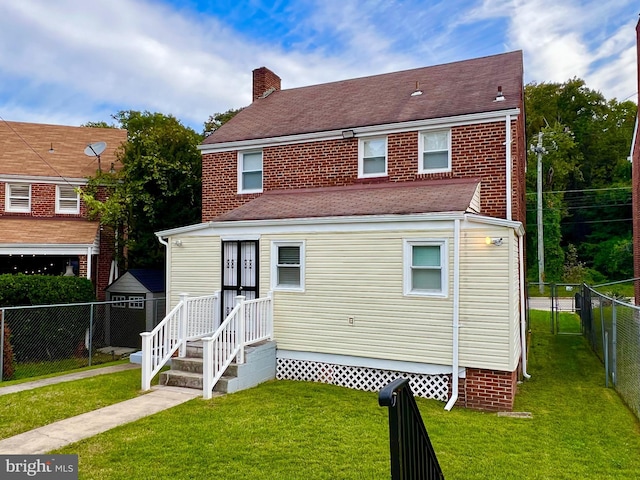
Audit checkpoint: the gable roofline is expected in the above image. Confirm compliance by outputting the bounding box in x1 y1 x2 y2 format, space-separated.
199 107 521 153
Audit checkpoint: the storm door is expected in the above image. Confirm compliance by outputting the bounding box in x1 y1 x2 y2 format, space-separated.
221 240 259 318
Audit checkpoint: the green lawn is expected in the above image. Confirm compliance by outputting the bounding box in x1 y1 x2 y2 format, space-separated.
2 311 639 479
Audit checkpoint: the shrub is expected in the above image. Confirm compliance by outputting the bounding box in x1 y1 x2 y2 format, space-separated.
2 323 15 379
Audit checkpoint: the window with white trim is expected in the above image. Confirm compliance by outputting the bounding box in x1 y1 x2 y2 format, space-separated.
128 296 145 309
238 150 263 193
271 241 305 291
56 185 80 214
112 295 126 308
403 240 447 296
358 137 387 177
5 183 31 212
419 130 451 173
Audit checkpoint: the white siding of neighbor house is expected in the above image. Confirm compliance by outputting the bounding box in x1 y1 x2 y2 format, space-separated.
167 236 220 307
458 225 519 371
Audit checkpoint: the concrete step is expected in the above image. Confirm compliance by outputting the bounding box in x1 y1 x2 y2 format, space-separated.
171 357 204 374
159 370 204 389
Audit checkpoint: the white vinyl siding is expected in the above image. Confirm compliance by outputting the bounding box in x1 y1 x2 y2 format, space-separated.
238 151 263 193
56 185 80 214
168 236 220 307
5 183 31 212
419 130 451 173
261 230 456 366
358 137 387 178
458 226 519 371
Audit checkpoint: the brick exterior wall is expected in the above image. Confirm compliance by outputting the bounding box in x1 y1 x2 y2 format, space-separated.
0 181 113 300
202 119 525 223
453 367 518 411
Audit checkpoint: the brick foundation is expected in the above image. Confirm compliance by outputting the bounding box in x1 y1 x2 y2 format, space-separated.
451 368 518 411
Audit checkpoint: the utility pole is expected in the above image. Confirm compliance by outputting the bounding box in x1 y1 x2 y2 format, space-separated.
532 132 546 294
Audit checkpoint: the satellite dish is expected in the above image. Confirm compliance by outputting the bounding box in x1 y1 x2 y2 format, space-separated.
84 141 107 157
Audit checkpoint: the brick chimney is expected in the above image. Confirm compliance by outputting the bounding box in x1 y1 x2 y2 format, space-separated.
252 67 281 101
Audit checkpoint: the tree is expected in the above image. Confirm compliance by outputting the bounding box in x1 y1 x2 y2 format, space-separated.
83 111 203 269
203 107 243 137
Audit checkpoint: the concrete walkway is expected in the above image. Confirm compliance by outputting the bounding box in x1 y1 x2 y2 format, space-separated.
0 364 203 454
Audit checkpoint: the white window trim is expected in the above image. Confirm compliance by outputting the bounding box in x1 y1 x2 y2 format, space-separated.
5 183 31 213
358 136 388 178
271 240 305 292
128 296 145 309
112 295 127 308
403 239 448 297
237 150 263 194
418 129 452 174
55 185 80 214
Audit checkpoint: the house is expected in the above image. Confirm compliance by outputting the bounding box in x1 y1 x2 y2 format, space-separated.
105 269 166 348
0 121 127 300
157 51 527 411
633 19 640 302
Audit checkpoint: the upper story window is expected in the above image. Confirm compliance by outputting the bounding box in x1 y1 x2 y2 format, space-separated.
271 241 305 292
419 130 451 173
56 185 80 214
5 183 31 213
238 150 263 193
403 239 447 297
359 137 387 178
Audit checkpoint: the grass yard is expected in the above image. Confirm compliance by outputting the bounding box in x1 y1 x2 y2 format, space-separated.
0 367 143 439
2 310 638 479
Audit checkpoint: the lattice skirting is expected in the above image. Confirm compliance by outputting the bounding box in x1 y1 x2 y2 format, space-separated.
276 357 449 401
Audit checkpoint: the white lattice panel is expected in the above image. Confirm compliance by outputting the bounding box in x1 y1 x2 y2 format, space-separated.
277 358 449 401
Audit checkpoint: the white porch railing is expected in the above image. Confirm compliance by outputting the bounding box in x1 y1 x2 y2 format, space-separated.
202 292 273 399
140 292 220 391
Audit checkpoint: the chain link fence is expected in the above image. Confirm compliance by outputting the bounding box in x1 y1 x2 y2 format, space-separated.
1 298 165 382
579 285 640 420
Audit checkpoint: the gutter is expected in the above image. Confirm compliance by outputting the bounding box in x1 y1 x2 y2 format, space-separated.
444 217 461 410
157 236 170 316
505 114 512 221
518 233 531 379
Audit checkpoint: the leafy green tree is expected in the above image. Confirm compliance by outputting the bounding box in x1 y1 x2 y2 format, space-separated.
203 108 243 137
83 111 203 269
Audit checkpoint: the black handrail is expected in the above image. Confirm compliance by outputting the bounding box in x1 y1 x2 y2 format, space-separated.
379 378 445 480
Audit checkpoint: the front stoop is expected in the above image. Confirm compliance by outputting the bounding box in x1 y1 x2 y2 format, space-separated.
159 340 276 395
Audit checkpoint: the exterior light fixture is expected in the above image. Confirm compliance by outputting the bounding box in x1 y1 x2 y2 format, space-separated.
172 239 183 247
342 130 355 139
485 237 503 246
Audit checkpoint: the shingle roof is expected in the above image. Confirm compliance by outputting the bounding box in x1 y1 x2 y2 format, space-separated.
213 178 480 222
126 269 165 293
204 51 523 144
0 121 127 178
0 218 99 245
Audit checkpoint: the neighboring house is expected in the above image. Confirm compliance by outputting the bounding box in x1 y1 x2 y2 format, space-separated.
633 19 640 302
0 121 127 300
106 269 166 348
157 51 527 411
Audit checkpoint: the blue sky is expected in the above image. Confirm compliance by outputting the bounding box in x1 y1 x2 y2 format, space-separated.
0 0 637 133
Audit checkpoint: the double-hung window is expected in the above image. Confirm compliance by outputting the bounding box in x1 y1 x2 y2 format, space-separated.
359 137 387 178
272 241 305 291
56 185 80 214
5 183 31 212
403 239 447 297
238 150 263 193
419 130 451 173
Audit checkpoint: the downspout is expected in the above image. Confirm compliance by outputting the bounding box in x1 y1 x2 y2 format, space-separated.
86 246 92 280
519 233 531 378
444 218 461 411
505 114 512 221
157 236 170 316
